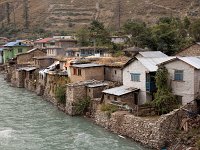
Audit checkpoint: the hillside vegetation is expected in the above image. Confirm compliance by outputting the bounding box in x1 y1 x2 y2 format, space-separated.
0 0 200 32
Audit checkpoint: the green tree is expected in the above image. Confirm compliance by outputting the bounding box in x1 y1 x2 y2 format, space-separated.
122 20 148 47
88 20 111 46
76 27 90 46
190 19 200 42
153 66 179 115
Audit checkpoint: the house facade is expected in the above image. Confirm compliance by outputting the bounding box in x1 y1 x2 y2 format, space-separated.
3 40 33 63
34 56 57 69
160 57 200 105
17 48 46 65
69 63 104 83
66 47 110 57
104 65 123 83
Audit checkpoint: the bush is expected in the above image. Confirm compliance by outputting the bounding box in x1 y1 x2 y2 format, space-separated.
55 86 66 104
101 103 118 115
153 66 179 115
75 97 91 115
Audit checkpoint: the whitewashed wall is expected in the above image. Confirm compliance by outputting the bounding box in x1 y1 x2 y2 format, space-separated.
164 60 198 104
123 60 150 104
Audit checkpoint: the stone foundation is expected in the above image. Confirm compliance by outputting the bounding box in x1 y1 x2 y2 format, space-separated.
94 108 188 149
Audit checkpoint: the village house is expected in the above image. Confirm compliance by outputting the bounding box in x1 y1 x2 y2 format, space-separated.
69 63 104 83
54 38 77 48
104 64 123 83
17 48 46 65
176 43 200 56
3 40 33 63
33 56 57 69
159 57 200 105
47 47 65 57
34 38 53 49
66 80 109 115
101 51 172 109
65 47 110 57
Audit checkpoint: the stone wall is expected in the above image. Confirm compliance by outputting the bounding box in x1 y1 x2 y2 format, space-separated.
94 108 188 149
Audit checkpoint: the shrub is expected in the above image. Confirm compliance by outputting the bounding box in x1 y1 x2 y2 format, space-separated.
101 103 118 115
55 86 66 104
153 66 179 115
75 97 91 115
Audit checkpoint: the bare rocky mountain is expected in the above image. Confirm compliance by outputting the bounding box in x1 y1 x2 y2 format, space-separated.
0 0 200 31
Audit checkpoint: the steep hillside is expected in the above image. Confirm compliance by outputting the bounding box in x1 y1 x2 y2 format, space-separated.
0 0 200 31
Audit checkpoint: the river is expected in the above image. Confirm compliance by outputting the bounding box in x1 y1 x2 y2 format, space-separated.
0 75 149 150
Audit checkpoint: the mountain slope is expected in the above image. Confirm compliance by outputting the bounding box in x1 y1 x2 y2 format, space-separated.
0 0 200 31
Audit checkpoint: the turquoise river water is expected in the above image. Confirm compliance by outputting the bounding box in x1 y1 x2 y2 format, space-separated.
0 75 149 150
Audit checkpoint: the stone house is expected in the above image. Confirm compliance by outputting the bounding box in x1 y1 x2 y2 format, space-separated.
17 48 46 65
11 67 37 88
69 63 104 83
176 43 200 56
102 86 140 109
159 57 200 105
3 40 33 63
66 80 108 115
33 56 57 69
104 65 123 83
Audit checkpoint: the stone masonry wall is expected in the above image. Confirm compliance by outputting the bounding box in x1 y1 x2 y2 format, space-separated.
94 108 187 149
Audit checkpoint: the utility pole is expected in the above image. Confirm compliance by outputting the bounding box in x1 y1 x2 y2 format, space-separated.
6 2 10 25
23 0 29 29
13 3 16 28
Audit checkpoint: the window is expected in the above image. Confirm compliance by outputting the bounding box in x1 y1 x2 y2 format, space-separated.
114 97 117 101
115 70 117 74
130 73 140 82
18 48 22 53
174 70 183 81
78 69 81 76
107 95 110 99
73 68 77 75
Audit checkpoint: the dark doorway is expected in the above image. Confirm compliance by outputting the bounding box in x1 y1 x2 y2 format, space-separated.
134 93 138 105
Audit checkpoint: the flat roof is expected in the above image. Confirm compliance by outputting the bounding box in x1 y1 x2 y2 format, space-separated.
72 63 104 68
17 67 37 71
86 83 108 88
103 86 139 96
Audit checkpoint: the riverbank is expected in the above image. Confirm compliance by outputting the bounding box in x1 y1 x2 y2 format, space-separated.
2 66 199 150
0 74 150 150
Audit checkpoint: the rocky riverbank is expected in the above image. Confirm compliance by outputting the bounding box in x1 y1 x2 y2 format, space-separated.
2 66 200 150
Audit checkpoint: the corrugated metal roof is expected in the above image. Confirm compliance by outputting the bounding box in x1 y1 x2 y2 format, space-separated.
4 40 28 47
137 57 176 72
178 57 200 69
102 86 139 96
72 63 104 68
139 51 168 58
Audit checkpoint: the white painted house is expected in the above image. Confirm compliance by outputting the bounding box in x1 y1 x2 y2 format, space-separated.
160 57 200 105
123 57 175 104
